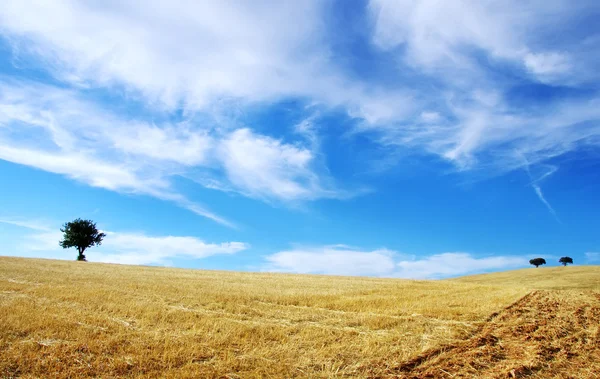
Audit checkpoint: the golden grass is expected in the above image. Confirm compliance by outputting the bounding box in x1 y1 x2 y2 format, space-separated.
386 290 600 378
452 265 600 291
1 257 598 378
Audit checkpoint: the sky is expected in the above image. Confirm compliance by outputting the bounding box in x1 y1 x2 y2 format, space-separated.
0 0 599 279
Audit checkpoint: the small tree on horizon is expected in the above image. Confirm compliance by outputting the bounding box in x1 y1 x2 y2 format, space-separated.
559 257 573 266
59 218 106 261
529 258 546 268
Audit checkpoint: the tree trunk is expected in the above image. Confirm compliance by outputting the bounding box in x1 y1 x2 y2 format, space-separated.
77 247 87 261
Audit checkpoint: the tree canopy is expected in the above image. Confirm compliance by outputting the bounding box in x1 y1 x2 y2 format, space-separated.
559 257 573 266
59 218 106 261
529 258 546 268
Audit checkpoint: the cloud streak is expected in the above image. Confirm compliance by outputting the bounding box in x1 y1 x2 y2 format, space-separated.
521 155 560 221
0 217 53 231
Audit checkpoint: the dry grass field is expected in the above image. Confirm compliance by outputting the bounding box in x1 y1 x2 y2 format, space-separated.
452 265 600 290
1 256 599 378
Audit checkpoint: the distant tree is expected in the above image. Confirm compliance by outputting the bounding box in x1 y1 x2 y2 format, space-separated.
529 258 546 268
559 257 573 266
59 218 106 261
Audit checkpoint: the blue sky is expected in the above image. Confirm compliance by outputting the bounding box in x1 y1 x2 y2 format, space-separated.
1 0 599 279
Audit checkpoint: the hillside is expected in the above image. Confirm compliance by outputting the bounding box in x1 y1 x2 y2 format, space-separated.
1 256 599 378
452 265 600 290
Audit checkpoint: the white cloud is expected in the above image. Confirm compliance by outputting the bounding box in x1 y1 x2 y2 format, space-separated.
2 218 248 265
368 0 580 82
420 111 441 123
524 52 571 81
111 124 212 166
0 0 597 215
366 0 600 173
96 233 248 266
264 245 397 276
0 143 154 191
0 0 409 123
263 246 527 279
585 252 600 263
370 0 524 66
365 74 600 176
0 138 229 226
0 81 178 194
218 128 334 202
0 217 53 231
23 231 63 252
0 1 322 108
0 80 345 225
395 252 527 279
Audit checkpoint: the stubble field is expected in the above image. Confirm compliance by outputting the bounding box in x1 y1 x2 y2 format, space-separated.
1 257 598 378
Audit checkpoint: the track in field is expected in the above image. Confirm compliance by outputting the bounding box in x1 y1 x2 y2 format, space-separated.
382 291 600 378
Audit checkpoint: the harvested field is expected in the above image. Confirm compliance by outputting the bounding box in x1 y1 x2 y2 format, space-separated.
1 256 599 378
452 266 600 291
385 290 600 378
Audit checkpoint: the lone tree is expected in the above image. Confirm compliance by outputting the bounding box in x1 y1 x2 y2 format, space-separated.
529 258 546 268
59 218 106 261
559 257 573 266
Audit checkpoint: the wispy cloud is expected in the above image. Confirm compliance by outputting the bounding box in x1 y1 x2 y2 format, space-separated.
394 252 527 280
368 0 594 84
0 80 229 223
0 81 347 225
0 217 53 231
0 1 412 123
365 0 600 176
97 233 248 266
264 245 398 276
585 252 600 263
0 0 598 224
217 128 339 202
524 52 572 82
263 245 527 279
